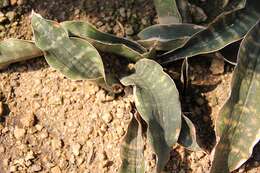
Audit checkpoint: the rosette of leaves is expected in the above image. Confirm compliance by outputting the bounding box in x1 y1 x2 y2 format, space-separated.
0 0 260 172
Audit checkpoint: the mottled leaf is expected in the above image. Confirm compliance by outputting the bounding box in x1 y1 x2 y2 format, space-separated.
31 12 105 80
210 20 260 173
159 0 260 64
61 21 148 62
0 39 43 69
178 115 202 151
120 113 145 173
153 0 182 24
121 59 182 172
138 24 205 51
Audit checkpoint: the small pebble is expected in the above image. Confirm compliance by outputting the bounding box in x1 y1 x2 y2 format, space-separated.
101 112 113 123
30 164 42 172
14 127 26 139
71 143 81 156
20 113 36 127
51 166 61 173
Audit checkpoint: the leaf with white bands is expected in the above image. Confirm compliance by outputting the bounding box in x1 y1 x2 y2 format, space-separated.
120 113 145 173
159 0 260 64
153 0 182 24
210 20 260 173
138 24 205 51
0 39 43 70
121 59 182 172
31 12 105 81
61 21 149 62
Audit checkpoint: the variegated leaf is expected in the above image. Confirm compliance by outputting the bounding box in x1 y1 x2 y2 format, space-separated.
120 113 145 173
61 21 149 62
159 0 260 64
176 0 192 23
153 0 182 24
0 39 43 69
121 59 182 172
31 12 105 80
138 24 205 51
210 20 260 173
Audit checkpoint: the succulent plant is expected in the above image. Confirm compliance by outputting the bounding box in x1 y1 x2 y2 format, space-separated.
0 0 259 172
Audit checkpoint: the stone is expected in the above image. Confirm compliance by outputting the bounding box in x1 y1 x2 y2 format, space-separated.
71 143 81 156
30 164 42 172
20 113 36 127
51 166 61 173
210 57 225 75
101 112 113 123
5 11 16 22
51 139 63 149
0 144 5 153
10 0 18 5
14 127 26 139
125 26 134 35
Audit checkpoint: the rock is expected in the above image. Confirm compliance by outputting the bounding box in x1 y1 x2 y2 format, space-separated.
0 16 7 23
0 144 5 153
9 165 17 172
119 7 126 17
10 0 17 5
35 124 43 131
101 112 113 123
51 138 63 149
210 57 225 75
17 0 25 5
51 166 61 173
30 164 42 172
5 11 16 22
14 127 26 139
71 143 81 156
20 113 36 128
25 151 35 161
125 26 134 35
0 101 3 116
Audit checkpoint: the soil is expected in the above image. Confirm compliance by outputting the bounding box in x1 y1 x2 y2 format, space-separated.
0 0 259 173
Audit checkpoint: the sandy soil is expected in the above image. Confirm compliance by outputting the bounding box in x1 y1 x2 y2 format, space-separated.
0 0 259 173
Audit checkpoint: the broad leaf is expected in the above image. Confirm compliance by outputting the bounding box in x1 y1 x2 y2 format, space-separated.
210 20 260 173
178 115 202 151
138 24 205 51
120 113 145 173
153 0 182 24
159 0 260 64
121 59 182 172
0 39 43 69
31 12 105 80
61 21 149 62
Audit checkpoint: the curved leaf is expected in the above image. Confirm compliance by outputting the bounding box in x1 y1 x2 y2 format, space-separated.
138 24 205 51
0 39 43 69
31 12 105 80
121 59 182 172
176 0 192 23
178 115 202 151
210 20 260 173
61 21 148 62
153 0 182 24
159 0 260 64
120 113 145 173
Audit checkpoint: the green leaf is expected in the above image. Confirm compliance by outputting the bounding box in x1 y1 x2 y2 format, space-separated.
159 0 260 64
210 20 260 173
178 115 202 151
121 59 182 172
153 0 182 24
31 12 120 92
138 24 205 51
31 12 104 80
0 39 43 69
61 21 148 62
120 113 145 173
